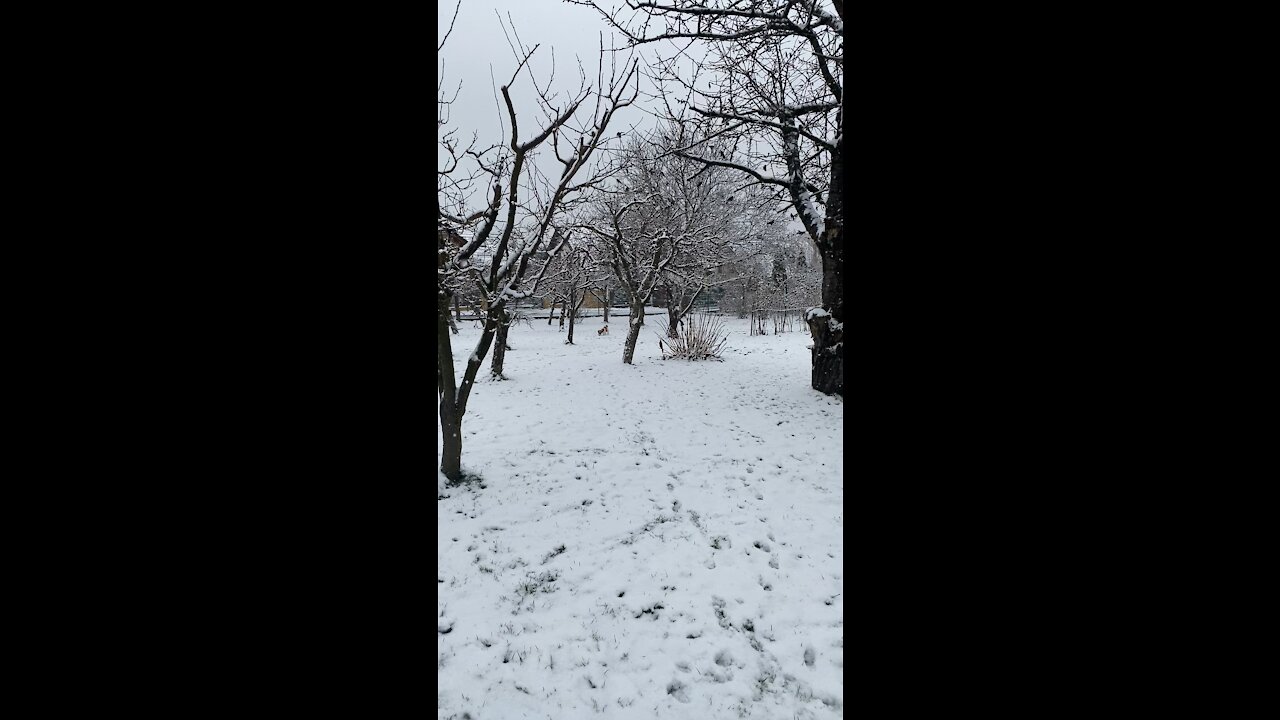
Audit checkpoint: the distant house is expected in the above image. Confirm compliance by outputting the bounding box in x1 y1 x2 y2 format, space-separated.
542 291 608 309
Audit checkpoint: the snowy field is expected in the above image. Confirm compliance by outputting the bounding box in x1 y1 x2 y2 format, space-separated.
438 314 843 719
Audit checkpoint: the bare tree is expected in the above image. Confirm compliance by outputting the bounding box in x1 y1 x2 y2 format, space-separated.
578 193 670 364
438 20 639 481
572 0 844 395
579 127 766 359
586 272 619 324
563 250 593 345
538 233 597 345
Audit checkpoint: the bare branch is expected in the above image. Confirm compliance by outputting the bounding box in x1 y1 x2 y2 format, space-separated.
438 0 462 51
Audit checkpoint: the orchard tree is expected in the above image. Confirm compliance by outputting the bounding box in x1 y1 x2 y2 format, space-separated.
573 0 845 395
540 234 596 345
438 17 639 481
578 129 762 363
577 191 677 364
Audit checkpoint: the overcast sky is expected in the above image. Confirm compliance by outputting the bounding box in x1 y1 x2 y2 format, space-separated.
439 1 632 135
437 1 671 202
438 0 814 252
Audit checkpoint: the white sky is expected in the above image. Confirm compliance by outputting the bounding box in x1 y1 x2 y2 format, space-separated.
437 0 815 256
438 0 661 199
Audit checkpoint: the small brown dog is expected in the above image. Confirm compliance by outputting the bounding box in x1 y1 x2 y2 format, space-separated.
598 325 609 335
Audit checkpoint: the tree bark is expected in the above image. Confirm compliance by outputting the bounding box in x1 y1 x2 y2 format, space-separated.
438 223 464 481
809 114 844 397
665 286 681 339
807 239 843 395
439 302 463 481
566 289 585 344
623 302 644 364
453 294 461 320
440 402 462 481
602 289 610 323
490 308 510 379
441 309 502 480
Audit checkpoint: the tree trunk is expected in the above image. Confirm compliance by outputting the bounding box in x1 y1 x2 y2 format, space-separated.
438 302 463 482
809 115 845 397
437 221 464 481
440 400 462 481
566 290 578 344
623 302 644 364
547 301 556 325
808 240 843 395
666 287 681 339
453 294 461 320
490 309 510 379
441 308 502 480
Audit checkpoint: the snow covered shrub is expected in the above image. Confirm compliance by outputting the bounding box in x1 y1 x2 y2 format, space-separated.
656 312 728 361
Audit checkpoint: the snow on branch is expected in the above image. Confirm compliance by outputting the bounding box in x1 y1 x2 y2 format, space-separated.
796 188 825 238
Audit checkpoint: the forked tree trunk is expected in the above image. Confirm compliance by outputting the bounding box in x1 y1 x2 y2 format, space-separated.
622 302 644 364
663 285 704 338
437 222 464 481
440 309 502 481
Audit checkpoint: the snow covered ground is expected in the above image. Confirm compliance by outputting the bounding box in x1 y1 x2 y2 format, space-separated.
438 314 843 719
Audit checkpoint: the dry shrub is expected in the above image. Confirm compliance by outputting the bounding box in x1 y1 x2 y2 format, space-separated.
657 312 728 361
